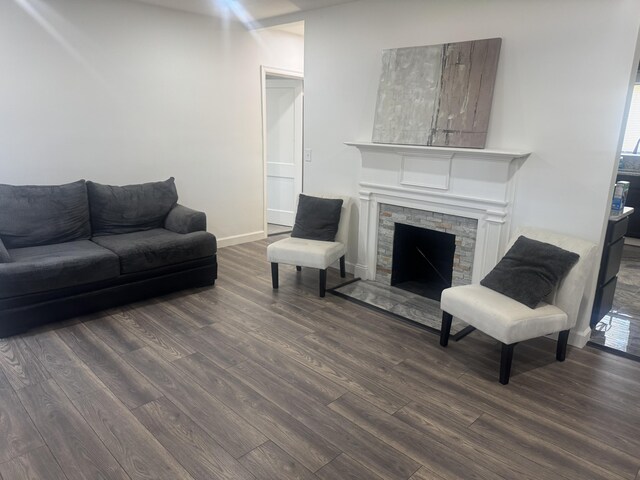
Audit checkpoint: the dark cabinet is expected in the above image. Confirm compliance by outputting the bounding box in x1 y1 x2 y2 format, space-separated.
617 174 640 238
590 211 632 327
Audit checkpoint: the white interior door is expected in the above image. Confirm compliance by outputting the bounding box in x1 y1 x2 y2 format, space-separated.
266 76 303 226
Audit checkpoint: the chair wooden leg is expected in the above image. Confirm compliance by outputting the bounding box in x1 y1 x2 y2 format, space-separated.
339 255 346 278
556 329 570 361
440 311 453 347
271 263 279 289
296 266 302 272
319 269 327 297
500 343 515 385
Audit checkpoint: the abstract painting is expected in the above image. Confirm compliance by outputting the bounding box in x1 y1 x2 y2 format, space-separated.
372 38 502 149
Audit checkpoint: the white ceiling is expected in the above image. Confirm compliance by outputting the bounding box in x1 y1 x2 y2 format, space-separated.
128 0 357 22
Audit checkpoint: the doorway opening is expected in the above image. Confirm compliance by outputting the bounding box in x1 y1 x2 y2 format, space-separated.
261 67 304 236
589 61 640 359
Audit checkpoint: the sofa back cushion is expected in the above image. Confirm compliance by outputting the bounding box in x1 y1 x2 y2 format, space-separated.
87 177 178 236
0 180 91 248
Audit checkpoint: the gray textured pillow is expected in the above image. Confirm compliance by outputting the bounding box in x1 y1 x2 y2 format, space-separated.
87 178 178 236
0 180 91 248
0 238 11 263
291 194 343 242
480 236 580 308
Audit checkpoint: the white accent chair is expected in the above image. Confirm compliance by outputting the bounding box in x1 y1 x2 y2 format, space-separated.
267 196 351 297
439 227 597 384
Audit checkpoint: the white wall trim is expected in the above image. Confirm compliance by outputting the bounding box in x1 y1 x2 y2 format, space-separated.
570 325 594 349
217 231 266 248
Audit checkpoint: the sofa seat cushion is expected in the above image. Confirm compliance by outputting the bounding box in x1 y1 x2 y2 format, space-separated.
92 228 216 274
0 241 120 299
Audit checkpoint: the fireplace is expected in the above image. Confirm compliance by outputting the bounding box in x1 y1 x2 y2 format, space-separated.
391 224 455 300
346 141 530 283
376 203 477 296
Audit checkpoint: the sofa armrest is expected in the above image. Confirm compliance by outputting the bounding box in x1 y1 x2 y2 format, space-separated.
0 238 11 263
165 204 207 234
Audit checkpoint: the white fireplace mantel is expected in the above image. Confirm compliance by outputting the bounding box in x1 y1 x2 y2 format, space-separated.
345 141 530 161
346 141 531 282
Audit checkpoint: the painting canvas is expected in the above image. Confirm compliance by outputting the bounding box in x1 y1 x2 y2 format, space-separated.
372 38 502 148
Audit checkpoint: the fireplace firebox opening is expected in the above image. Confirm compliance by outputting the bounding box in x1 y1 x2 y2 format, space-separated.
391 223 456 300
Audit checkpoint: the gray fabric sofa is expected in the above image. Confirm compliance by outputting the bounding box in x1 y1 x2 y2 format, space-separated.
0 178 217 337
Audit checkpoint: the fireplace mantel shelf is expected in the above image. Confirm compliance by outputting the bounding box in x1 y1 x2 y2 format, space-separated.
345 141 530 161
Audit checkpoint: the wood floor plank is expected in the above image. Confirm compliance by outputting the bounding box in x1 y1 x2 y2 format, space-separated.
57 324 162 410
399 356 640 462
228 359 421 480
314 453 387 480
16 379 129 480
247 327 409 414
113 308 195 361
469 412 626 480
84 313 146 355
457 372 640 472
328 392 530 480
21 331 105 400
218 330 347 404
0 370 43 464
135 302 201 337
0 337 50 391
71 388 193 480
173 352 340 472
181 327 247 370
393 401 564 480
409 467 447 480
301 331 397 373
239 441 317 480
212 286 316 341
206 322 255 348
156 295 217 328
132 397 256 480
123 347 267 459
0 446 67 480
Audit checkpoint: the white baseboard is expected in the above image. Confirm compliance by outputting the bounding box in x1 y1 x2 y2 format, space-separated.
354 263 369 279
217 231 266 248
345 260 357 275
569 325 592 348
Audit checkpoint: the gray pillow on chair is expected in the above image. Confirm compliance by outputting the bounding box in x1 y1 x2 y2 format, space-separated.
480 235 580 309
0 238 11 263
291 194 343 242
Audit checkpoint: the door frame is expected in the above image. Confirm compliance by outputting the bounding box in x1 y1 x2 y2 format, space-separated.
261 65 304 236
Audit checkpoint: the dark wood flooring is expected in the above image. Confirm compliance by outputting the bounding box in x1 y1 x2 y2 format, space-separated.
1 235 640 479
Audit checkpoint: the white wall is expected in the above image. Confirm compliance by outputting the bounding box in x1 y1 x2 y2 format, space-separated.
290 0 640 345
0 0 303 246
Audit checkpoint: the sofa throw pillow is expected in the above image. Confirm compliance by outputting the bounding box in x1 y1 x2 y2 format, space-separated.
0 180 91 249
480 235 580 309
87 178 178 236
291 194 343 242
0 238 11 263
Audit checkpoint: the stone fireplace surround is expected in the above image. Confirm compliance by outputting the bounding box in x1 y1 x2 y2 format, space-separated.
346 142 530 284
375 204 478 290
